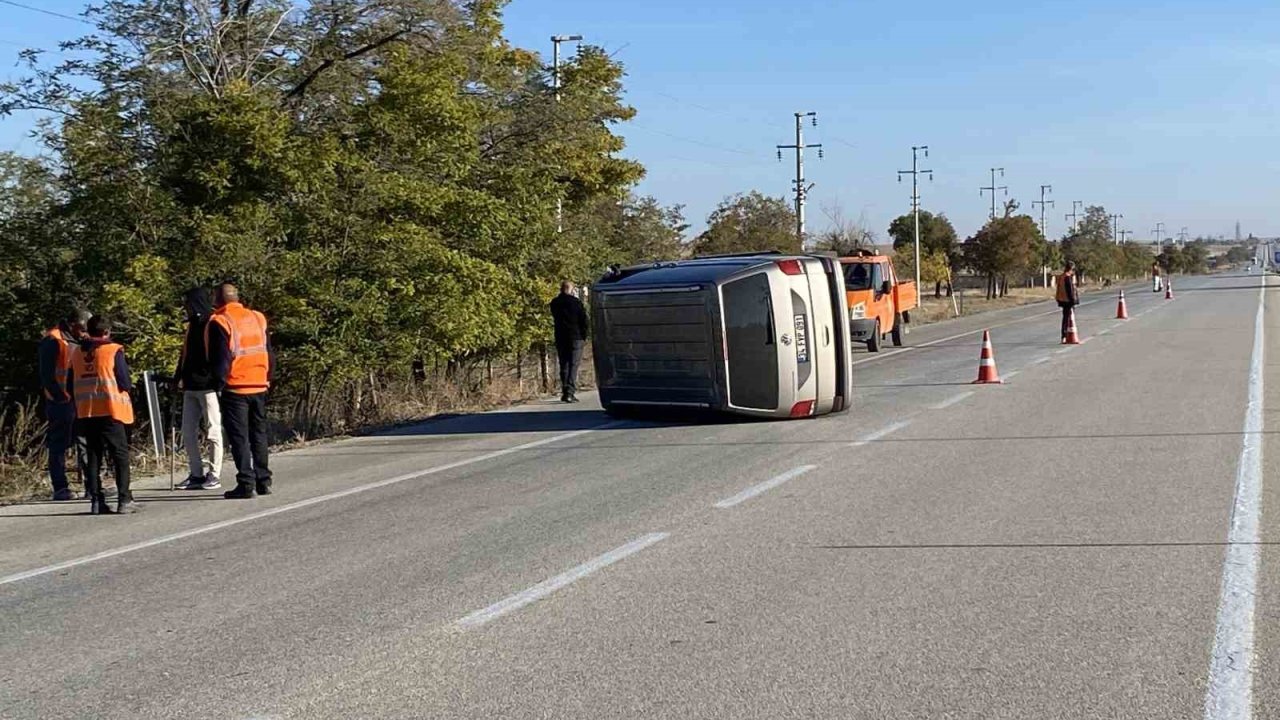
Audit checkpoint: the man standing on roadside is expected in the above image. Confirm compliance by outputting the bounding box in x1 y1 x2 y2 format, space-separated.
206 283 274 500
71 316 141 514
1056 261 1079 341
549 281 589 403
38 308 90 501
174 287 223 491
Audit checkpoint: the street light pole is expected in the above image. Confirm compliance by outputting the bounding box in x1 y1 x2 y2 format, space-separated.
898 145 932 291
550 34 583 233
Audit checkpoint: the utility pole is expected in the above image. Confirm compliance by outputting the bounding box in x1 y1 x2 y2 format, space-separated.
1118 229 1133 244
550 34 583 233
777 112 822 246
979 167 1007 220
1031 184 1054 238
1064 200 1084 234
1152 221 1165 247
1178 226 1189 247
1110 214 1123 244
897 145 932 290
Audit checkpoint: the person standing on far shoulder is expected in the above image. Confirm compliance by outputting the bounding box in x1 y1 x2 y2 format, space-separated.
1056 261 1079 341
71 316 140 515
38 308 91 501
174 287 224 490
205 283 275 500
549 281 588 403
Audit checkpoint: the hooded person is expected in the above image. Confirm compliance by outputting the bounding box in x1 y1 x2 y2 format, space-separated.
174 287 224 490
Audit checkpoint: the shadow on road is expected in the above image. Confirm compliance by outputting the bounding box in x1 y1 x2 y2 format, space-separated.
374 408 731 437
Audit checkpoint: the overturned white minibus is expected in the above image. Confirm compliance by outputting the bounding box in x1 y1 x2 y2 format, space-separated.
591 254 853 419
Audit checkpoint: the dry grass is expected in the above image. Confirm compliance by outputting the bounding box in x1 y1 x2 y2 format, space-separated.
910 287 1057 327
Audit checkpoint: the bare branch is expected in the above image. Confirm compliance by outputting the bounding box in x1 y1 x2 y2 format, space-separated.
283 28 411 102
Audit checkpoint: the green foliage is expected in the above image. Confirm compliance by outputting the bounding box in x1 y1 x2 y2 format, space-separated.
888 210 959 267
1225 245 1254 265
1061 205 1118 281
0 1 676 430
894 249 951 288
963 208 1043 298
692 191 799 256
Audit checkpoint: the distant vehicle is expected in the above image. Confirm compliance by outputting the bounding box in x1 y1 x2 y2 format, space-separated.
838 252 919 352
591 254 853 419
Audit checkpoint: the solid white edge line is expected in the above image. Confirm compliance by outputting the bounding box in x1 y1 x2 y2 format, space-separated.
0 421 628 588
930 391 974 410
1203 276 1266 720
1002 370 1020 380
1030 356 1052 365
455 532 669 630
713 465 818 509
851 420 912 447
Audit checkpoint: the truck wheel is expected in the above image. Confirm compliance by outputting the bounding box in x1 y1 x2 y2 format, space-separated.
891 314 905 347
866 320 882 352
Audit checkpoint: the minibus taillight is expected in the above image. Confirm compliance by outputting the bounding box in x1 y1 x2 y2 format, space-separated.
790 400 815 418
776 259 803 275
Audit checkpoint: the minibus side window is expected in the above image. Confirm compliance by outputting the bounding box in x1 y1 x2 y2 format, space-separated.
722 273 780 410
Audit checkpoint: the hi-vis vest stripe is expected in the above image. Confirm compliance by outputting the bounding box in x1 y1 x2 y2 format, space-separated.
43 326 71 401
208 303 270 393
70 343 134 424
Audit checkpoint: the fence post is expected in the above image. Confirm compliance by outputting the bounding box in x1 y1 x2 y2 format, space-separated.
539 344 549 393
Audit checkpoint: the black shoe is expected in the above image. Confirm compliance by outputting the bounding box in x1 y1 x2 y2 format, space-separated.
224 484 256 500
255 483 273 496
560 395 570 403
116 499 143 514
90 495 115 515
52 489 80 502
567 394 580 403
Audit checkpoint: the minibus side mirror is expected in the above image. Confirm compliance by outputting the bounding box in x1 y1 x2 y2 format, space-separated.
880 280 891 295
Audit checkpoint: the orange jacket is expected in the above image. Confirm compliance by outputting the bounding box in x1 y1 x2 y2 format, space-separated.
206 302 270 394
41 326 72 401
70 342 135 424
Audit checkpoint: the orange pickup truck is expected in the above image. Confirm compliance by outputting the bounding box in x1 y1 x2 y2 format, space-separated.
839 252 919 352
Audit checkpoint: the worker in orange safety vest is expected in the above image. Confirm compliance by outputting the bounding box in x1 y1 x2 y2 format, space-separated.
38 308 90 501
205 283 275 500
70 315 140 515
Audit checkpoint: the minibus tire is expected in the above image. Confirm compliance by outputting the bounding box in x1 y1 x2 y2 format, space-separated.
866 320 882 352
891 314 904 347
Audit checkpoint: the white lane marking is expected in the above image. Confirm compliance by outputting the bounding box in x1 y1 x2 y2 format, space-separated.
851 420 912 447
1203 276 1266 720
0 422 627 587
455 532 669 630
1030 356 1052 365
850 294 1115 367
1054 346 1075 354
930 391 974 410
1002 370 1020 380
713 465 817 509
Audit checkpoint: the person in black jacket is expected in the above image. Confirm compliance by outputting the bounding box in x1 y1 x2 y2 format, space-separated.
1056 261 1080 340
37 308 90 501
174 287 224 490
549 281 589 403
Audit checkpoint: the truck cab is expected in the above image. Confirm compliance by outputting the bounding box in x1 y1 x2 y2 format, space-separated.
839 252 919 352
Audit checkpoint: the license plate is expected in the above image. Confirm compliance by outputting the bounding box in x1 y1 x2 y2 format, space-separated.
793 314 809 363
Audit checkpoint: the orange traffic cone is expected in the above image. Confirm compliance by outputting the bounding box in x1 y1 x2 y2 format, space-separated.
972 330 1003 384
1165 281 1174 300
1116 290 1129 319
1062 308 1081 345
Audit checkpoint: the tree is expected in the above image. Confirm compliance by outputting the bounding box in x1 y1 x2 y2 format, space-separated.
691 191 799 256
811 202 877 256
1061 205 1119 283
0 0 651 433
887 210 959 296
964 205 1042 299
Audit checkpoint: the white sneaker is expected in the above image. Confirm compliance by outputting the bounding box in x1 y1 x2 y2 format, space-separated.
200 474 222 490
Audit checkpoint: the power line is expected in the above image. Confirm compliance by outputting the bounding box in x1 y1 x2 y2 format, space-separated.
627 122 758 158
0 0 93 25
979 167 1007 220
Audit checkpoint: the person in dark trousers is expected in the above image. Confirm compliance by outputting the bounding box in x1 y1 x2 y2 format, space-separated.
174 287 224 490
38 308 90 501
1056 261 1079 340
549 280 588 403
205 283 275 499
70 316 141 514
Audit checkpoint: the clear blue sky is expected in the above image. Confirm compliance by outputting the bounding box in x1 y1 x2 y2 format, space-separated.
4 0 1279 242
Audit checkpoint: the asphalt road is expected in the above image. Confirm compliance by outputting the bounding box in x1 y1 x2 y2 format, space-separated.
1 272 1275 719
